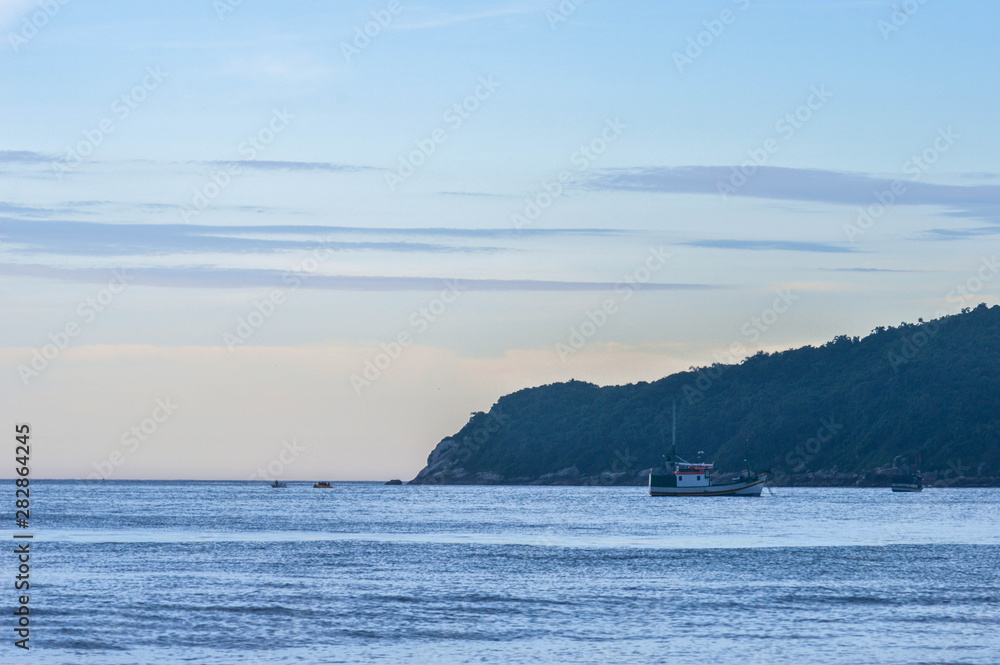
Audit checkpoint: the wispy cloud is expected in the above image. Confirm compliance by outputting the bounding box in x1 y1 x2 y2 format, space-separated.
0 263 723 292
585 166 1000 224
393 3 541 31
956 172 1000 180
824 267 934 273
437 191 514 198
0 152 376 176
0 202 50 217
0 220 507 256
200 160 376 173
923 226 1000 240
0 219 636 259
683 239 857 254
0 150 52 164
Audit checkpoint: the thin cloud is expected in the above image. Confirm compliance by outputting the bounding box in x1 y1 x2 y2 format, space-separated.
585 166 1000 224
0 219 637 258
200 160 376 173
923 227 1000 240
0 150 52 164
437 191 514 198
683 239 857 254
0 202 49 217
0 153 376 177
956 172 1000 180
392 4 541 31
0 220 501 256
0 263 724 292
824 267 934 274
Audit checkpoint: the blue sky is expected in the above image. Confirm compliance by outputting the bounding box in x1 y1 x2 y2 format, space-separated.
1 0 997 479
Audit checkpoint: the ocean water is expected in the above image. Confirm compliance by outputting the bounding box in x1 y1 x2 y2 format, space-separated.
4 481 999 664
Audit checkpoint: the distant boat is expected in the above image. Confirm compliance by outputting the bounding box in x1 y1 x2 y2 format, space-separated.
648 401 768 497
270 480 287 488
890 455 924 492
313 481 333 488
891 473 923 492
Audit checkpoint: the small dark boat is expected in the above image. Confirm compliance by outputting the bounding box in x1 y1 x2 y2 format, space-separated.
270 480 287 488
313 481 333 488
891 473 923 492
890 455 924 492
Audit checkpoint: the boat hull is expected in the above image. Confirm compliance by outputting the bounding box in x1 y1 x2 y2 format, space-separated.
890 474 923 492
649 473 767 497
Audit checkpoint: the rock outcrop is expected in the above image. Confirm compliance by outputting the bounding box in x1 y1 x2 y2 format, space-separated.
409 438 653 485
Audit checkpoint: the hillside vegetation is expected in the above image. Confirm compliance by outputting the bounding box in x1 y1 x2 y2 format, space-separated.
410 304 1000 486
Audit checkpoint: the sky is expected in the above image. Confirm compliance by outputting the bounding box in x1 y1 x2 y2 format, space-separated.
1 0 998 480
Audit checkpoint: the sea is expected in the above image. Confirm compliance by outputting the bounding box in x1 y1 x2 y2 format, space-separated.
4 481 999 664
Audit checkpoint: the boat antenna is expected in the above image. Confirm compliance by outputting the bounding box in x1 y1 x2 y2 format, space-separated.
745 437 751 476
671 399 677 458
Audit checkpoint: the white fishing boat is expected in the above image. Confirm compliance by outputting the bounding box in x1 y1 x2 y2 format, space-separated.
648 402 768 497
649 457 768 496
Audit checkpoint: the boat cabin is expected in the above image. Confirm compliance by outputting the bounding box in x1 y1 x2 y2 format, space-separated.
674 461 713 487
662 455 714 488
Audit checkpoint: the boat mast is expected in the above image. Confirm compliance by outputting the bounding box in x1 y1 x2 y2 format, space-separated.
744 438 751 476
671 399 677 459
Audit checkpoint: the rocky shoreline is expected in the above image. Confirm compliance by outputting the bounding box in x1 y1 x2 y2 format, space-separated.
408 443 999 488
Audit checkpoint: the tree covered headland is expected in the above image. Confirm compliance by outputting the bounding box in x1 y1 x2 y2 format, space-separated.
410 304 1000 486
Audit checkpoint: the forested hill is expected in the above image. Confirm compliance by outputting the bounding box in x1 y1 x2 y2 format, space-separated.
410 304 1000 487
